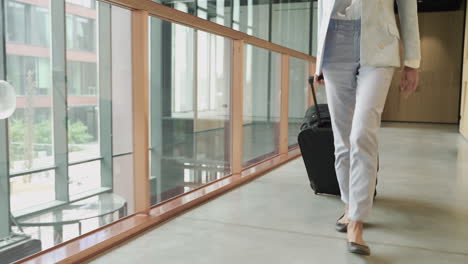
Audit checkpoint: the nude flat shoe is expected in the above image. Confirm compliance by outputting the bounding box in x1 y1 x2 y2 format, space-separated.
347 241 371 256
335 214 348 233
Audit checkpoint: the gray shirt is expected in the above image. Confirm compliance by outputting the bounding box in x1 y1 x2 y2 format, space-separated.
332 0 361 20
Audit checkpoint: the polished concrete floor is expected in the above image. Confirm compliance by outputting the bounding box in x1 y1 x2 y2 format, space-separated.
89 123 468 264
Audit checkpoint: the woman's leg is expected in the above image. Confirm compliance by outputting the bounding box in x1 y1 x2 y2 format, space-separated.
346 66 394 248
348 65 394 222
321 19 361 222
322 66 357 206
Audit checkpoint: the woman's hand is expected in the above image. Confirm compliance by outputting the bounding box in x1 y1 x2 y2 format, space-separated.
400 66 419 98
314 74 325 86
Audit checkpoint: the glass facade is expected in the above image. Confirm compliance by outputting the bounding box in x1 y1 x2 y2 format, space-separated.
149 17 232 205
159 0 316 55
66 13 96 52
272 0 311 54
0 0 314 263
66 1 100 163
0 2 135 263
6 1 50 46
243 44 282 165
5 1 54 176
288 57 309 147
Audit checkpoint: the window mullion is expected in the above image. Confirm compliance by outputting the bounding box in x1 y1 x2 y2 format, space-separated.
98 2 112 189
149 18 167 205
0 120 10 238
0 0 11 239
51 0 69 202
25 4 31 44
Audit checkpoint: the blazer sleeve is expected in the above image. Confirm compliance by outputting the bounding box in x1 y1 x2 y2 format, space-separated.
396 0 421 69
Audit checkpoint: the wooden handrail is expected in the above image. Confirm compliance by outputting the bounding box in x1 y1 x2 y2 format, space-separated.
101 0 316 62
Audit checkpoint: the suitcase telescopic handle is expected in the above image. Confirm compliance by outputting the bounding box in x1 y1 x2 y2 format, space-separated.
308 76 322 125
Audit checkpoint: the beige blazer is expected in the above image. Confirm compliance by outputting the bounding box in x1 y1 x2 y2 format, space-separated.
316 0 421 75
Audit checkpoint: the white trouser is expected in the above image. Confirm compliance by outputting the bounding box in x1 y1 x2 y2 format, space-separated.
322 19 394 221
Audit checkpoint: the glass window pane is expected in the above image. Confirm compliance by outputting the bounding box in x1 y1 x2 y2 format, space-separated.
6 55 23 95
6 1 54 174
68 106 99 161
69 160 101 198
159 0 317 54
198 0 231 27
288 57 309 147
6 1 26 43
66 0 96 9
66 15 96 51
237 0 270 39
30 6 50 46
66 14 74 50
37 58 50 94
10 170 55 212
66 3 99 162
242 44 281 166
149 17 231 205
6 1 51 47
272 0 311 54
67 61 80 95
78 17 96 51
160 0 270 40
2 3 133 263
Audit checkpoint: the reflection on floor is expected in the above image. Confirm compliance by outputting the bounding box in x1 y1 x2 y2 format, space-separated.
89 123 468 264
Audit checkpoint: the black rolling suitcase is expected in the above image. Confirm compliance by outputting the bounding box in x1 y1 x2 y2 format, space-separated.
298 77 340 195
298 77 377 197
